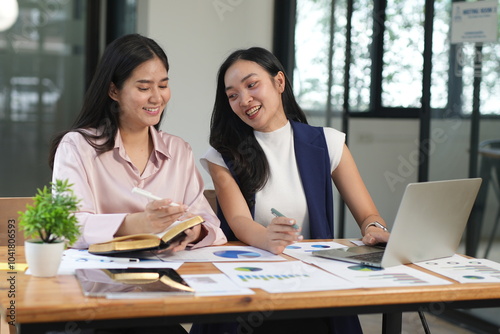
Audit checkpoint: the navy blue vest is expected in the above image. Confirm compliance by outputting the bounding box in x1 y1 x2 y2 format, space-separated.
218 120 334 240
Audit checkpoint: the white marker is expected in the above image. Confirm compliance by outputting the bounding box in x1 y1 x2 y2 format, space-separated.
132 187 180 206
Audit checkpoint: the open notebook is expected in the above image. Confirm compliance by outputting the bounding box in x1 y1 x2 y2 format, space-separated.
313 178 482 268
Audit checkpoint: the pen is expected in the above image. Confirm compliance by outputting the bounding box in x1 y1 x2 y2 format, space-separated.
271 208 299 229
103 257 140 263
70 252 140 263
132 187 180 207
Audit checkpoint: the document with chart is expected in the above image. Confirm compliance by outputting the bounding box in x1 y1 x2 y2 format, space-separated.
214 261 355 293
283 241 347 263
159 246 286 262
415 254 500 283
310 258 452 288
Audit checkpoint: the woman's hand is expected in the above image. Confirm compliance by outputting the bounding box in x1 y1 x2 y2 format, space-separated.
143 199 189 234
169 224 206 252
362 225 390 246
115 199 189 237
155 222 207 254
265 216 303 254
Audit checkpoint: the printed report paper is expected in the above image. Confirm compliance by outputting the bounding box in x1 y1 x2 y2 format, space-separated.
283 241 348 263
310 257 452 288
158 246 286 262
415 254 500 283
182 273 255 296
214 261 355 293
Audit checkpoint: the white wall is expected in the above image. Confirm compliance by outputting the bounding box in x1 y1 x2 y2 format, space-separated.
344 119 419 236
137 0 274 187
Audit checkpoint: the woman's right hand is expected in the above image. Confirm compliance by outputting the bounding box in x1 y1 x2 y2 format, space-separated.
265 216 303 254
142 199 189 234
115 199 189 237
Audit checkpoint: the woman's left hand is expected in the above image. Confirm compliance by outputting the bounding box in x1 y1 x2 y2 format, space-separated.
168 224 205 253
158 212 208 253
362 226 390 246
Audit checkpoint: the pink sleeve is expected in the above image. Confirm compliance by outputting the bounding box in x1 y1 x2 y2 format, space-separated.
52 135 125 248
72 213 127 248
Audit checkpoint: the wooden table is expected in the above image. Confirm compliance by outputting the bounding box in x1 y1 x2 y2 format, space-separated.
2 242 500 334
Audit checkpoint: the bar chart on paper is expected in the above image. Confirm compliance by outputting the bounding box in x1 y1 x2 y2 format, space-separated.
359 271 428 285
214 261 355 293
234 266 311 282
310 260 452 288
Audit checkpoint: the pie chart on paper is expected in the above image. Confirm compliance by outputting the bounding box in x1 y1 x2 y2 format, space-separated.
348 265 383 272
213 250 261 259
234 267 263 272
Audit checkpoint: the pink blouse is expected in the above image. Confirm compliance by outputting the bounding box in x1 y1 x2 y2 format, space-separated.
52 126 227 249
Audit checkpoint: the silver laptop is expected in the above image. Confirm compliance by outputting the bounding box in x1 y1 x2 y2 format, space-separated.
313 178 482 268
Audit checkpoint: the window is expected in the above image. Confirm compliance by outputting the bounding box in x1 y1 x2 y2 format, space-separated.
0 0 137 196
0 0 88 196
382 0 424 108
292 0 500 120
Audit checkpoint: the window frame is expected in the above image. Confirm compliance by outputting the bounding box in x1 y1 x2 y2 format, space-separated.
274 0 499 120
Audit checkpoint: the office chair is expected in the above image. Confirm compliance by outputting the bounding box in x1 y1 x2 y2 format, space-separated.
0 197 33 246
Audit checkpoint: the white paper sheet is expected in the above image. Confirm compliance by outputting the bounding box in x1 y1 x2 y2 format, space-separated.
214 261 355 293
415 254 500 283
283 241 348 263
157 246 286 262
310 257 452 288
56 249 182 275
182 273 255 296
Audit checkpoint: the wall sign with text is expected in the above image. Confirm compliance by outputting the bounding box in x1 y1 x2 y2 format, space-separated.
451 1 498 44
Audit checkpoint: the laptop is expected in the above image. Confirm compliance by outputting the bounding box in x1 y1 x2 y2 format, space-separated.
312 178 482 268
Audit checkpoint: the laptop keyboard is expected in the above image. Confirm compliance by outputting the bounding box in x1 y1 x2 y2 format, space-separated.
348 251 384 263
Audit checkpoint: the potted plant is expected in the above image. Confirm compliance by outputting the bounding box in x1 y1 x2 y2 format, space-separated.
19 179 81 277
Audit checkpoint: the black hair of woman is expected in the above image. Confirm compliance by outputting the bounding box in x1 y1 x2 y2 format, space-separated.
48 33 169 169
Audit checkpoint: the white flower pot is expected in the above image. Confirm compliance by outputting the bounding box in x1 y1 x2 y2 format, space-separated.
24 240 65 277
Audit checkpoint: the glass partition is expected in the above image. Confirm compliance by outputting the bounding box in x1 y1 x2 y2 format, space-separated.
0 0 86 196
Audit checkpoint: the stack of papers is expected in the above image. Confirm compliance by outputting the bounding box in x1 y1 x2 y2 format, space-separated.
57 243 500 298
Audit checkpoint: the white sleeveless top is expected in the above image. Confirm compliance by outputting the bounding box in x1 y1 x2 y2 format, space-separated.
201 121 345 239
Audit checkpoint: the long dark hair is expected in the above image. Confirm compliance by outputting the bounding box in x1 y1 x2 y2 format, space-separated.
210 47 307 207
48 34 169 169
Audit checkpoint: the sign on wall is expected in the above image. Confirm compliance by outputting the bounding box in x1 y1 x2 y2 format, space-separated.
451 1 498 44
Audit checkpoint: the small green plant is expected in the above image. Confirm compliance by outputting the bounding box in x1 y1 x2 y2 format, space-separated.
19 179 81 244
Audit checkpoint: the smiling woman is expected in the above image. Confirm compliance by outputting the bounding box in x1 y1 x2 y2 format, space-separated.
45 32 227 333
191 46 389 334
108 57 171 133
48 33 225 249
224 59 287 132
